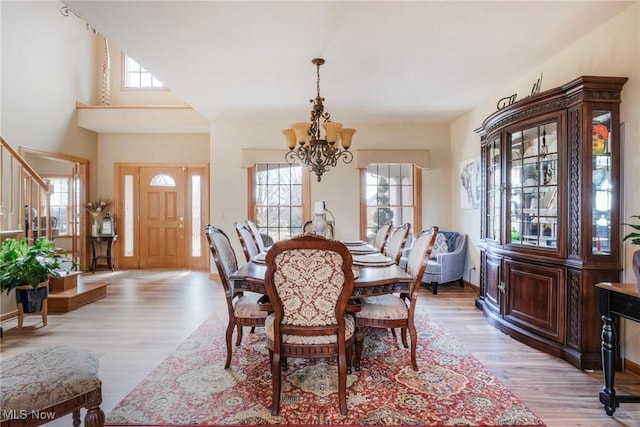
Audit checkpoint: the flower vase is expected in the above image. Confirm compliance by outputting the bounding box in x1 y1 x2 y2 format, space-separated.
633 250 640 292
312 214 327 237
91 220 100 236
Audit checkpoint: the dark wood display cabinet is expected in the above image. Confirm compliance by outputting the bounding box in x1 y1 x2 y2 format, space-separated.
475 76 627 370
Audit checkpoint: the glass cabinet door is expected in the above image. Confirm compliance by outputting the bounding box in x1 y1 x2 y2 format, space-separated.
592 111 613 255
486 136 501 242
508 121 558 249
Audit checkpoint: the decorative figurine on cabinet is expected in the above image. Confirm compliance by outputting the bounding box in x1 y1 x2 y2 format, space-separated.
592 123 609 155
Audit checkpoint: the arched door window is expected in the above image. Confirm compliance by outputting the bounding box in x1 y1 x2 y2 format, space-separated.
150 174 176 187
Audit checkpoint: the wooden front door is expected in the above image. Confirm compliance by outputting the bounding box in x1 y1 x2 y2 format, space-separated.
140 167 186 268
116 163 209 270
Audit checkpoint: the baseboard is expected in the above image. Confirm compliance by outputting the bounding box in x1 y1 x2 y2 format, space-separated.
0 309 18 322
209 272 221 281
625 358 640 377
463 280 480 295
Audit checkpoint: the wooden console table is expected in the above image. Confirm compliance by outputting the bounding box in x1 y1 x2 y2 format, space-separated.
88 235 117 273
596 282 640 415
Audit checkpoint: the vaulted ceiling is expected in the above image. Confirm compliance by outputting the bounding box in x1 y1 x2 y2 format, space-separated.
63 1 635 125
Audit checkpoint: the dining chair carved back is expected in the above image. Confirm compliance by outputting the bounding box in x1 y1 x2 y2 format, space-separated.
263 234 356 415
234 221 260 262
384 222 411 265
245 219 267 253
354 226 438 371
372 220 393 253
204 224 267 369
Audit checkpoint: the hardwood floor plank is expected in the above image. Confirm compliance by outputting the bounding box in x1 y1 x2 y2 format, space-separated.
1 271 639 426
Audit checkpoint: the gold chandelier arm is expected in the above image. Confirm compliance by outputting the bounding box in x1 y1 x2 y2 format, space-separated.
285 142 353 182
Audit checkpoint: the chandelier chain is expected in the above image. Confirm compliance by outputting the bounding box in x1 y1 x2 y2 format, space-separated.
317 61 322 99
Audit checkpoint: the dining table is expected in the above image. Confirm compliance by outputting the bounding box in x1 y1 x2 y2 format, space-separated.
229 240 413 297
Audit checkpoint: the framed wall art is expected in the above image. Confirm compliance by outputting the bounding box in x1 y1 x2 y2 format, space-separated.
460 157 481 210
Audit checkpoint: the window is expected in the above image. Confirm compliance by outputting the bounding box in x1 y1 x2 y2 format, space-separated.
42 176 79 235
124 174 134 257
150 174 176 187
191 175 202 257
249 164 310 242
362 164 421 242
123 54 165 89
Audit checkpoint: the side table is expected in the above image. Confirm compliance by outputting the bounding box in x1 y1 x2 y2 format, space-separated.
88 235 117 273
596 282 640 415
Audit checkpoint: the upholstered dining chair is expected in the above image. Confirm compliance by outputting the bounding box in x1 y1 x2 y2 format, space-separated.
245 219 268 253
354 226 438 371
384 222 411 265
262 234 357 415
372 220 393 253
380 222 412 339
234 221 260 262
205 225 267 369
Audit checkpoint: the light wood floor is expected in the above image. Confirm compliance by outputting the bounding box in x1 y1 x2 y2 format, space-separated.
1 270 639 427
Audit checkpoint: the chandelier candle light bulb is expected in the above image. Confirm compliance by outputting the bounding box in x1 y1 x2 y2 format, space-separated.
284 58 355 182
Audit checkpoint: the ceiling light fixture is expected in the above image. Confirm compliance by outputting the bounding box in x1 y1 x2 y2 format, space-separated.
283 58 355 182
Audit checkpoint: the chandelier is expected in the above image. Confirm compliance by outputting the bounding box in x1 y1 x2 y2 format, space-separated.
283 58 356 182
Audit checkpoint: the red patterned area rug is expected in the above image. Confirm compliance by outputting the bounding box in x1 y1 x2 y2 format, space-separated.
106 312 545 426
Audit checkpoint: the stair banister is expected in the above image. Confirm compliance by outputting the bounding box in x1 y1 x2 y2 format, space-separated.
1 135 54 241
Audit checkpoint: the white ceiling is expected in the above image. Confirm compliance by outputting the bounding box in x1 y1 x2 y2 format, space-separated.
63 1 635 125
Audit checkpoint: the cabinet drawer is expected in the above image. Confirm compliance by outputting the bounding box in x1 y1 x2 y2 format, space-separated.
504 260 565 343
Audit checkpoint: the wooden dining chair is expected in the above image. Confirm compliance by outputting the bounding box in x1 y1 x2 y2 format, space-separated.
204 225 267 369
380 222 412 339
354 226 438 371
384 222 411 265
263 234 357 415
245 219 268 253
372 220 393 253
234 221 260 262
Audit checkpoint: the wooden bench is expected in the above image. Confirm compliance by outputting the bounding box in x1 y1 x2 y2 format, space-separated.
0 344 104 427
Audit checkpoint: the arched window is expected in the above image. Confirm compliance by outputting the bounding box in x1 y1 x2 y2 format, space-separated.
149 174 176 187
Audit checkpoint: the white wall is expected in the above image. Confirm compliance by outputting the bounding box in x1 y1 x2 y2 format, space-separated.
1 1 98 156
450 3 640 364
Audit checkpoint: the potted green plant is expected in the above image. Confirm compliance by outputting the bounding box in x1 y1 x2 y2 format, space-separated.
622 215 640 289
0 237 69 313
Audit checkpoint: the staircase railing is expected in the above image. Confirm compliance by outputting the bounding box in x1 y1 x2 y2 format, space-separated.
1 136 54 243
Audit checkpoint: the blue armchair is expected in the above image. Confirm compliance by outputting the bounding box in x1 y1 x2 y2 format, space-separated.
400 231 467 295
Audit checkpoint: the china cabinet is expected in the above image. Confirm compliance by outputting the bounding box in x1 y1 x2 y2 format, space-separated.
476 76 627 370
